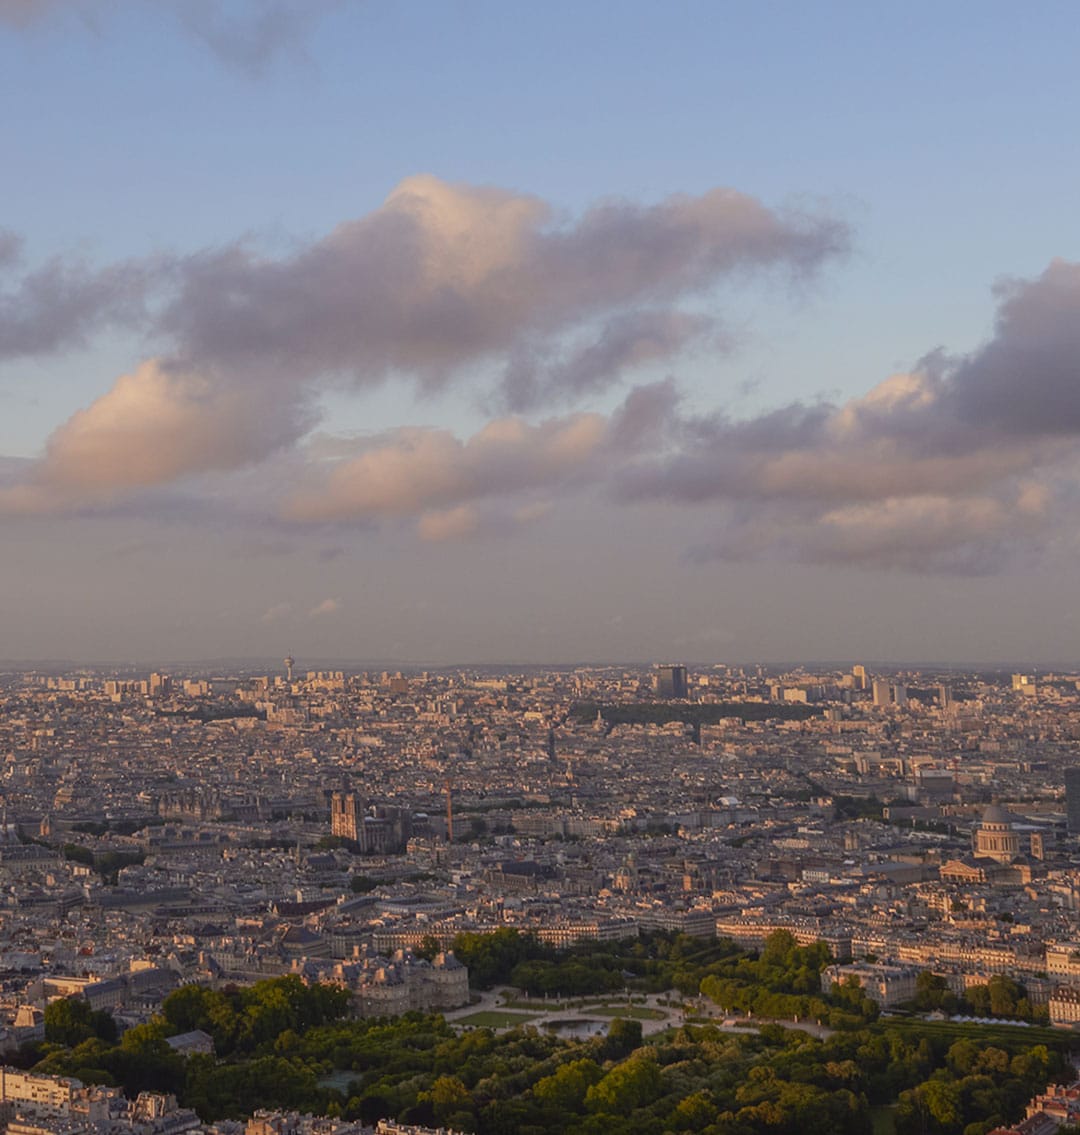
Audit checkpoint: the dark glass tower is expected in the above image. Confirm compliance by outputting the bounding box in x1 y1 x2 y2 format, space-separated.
1066 767 1080 836
654 664 689 699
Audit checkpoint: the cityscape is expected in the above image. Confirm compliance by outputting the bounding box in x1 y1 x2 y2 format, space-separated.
0 660 1075 1131
6 1 1080 1134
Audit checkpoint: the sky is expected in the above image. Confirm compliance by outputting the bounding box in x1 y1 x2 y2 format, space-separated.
3 0 1080 666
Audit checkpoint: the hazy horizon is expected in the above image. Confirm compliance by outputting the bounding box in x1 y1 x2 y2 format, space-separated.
2 654 1073 675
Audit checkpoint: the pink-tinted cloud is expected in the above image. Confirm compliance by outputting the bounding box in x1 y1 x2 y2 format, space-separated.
417 506 481 543
0 358 308 511
283 409 610 526
0 175 845 518
7 178 1080 577
308 597 341 617
159 175 847 397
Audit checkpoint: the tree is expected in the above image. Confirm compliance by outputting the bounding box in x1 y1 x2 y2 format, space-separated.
947 1038 981 1076
603 1017 643 1060
586 1053 663 1116
987 975 1025 1017
914 970 958 1013
532 1058 603 1113
418 1075 473 1127
761 930 799 968
44 998 95 1047
452 928 546 989
162 984 216 1034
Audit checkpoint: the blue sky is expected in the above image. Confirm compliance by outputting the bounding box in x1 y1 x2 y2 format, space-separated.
2 0 1080 664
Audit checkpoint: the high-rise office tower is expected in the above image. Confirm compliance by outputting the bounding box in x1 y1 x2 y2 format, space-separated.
1066 768 1080 836
654 664 689 699
1012 673 1037 697
852 664 868 691
872 678 892 708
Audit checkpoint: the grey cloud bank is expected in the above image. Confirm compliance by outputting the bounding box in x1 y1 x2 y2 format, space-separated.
0 176 845 516
0 251 158 359
616 262 1080 573
2 176 1080 584
156 176 844 388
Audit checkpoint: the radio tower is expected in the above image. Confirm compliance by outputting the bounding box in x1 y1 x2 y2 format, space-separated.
284 655 295 683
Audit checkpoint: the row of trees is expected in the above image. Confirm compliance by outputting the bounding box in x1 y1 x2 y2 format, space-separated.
451 926 753 996
698 929 882 1029
911 970 1048 1023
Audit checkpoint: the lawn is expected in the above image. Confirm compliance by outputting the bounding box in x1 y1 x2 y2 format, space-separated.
875 1016 1077 1051
454 1009 542 1028
590 1005 668 1020
502 998 568 1011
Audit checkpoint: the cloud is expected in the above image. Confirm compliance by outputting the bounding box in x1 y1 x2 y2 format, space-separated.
308 597 340 617
499 309 716 411
261 601 293 624
175 0 341 78
0 175 845 517
686 487 1056 576
618 261 1080 572
0 229 23 268
0 251 158 360
0 1 340 75
415 501 555 543
283 407 610 527
6 211 1080 578
417 506 481 543
0 358 309 512
275 381 690 542
513 500 553 524
42 359 304 491
945 259 1080 435
157 175 846 399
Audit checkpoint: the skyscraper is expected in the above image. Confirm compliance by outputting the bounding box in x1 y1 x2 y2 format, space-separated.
872 678 892 708
654 664 689 699
1066 768 1080 836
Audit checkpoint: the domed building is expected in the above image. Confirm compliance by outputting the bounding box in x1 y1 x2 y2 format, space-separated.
974 803 1020 863
939 804 1036 886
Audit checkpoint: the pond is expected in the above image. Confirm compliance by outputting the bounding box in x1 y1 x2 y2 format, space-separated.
544 1018 607 1038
